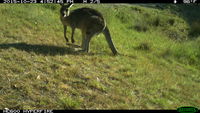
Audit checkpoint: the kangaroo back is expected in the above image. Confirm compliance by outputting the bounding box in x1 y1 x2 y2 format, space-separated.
103 27 118 55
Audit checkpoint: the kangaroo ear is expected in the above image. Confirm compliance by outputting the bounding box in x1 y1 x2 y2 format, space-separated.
67 3 74 8
59 3 64 6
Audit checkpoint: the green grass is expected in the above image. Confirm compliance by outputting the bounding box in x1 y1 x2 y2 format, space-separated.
0 4 200 109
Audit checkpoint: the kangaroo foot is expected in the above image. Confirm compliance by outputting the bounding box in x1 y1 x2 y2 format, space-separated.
77 49 87 53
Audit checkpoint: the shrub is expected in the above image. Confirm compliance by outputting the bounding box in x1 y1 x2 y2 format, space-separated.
189 20 200 37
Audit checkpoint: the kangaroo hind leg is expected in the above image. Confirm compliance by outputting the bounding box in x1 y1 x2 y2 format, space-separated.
82 30 94 53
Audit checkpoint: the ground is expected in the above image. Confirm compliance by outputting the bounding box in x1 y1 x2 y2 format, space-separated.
0 4 200 109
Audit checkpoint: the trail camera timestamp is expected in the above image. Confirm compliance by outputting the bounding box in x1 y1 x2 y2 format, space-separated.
3 0 37 3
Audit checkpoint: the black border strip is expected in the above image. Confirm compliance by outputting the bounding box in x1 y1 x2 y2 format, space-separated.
1 0 197 3
0 110 179 113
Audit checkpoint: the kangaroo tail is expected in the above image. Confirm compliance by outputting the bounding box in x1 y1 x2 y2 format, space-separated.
103 26 118 55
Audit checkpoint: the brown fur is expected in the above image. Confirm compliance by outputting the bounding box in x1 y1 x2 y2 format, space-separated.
60 3 118 55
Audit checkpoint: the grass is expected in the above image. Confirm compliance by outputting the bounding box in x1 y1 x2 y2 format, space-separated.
0 4 200 109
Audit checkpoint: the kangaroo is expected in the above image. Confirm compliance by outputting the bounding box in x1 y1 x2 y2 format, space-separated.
60 3 118 55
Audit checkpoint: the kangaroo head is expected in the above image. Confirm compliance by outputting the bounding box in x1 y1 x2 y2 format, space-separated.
60 3 73 17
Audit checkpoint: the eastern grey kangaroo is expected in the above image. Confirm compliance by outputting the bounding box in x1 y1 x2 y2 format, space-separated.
60 3 118 55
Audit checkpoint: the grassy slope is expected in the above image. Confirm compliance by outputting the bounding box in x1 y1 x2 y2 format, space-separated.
0 4 200 109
